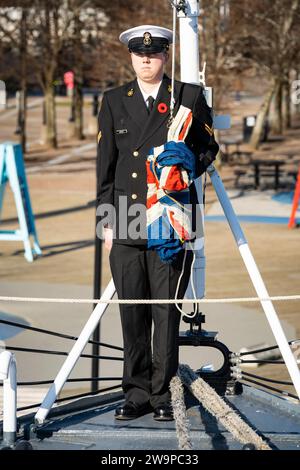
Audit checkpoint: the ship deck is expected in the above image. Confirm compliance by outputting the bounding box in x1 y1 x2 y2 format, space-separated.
16 385 300 451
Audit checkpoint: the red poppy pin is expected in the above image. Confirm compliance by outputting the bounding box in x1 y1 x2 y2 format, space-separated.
157 102 168 114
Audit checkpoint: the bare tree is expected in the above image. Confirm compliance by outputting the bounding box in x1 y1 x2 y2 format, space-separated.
0 1 68 148
69 2 84 140
28 0 76 148
0 1 30 151
230 0 300 148
199 0 247 109
19 6 27 152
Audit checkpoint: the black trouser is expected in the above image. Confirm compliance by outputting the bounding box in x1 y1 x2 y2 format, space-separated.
109 243 192 408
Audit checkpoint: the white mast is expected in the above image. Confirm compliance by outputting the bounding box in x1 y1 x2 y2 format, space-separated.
177 0 206 299
178 0 200 85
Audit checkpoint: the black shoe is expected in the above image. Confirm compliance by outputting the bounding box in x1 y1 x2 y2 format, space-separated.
153 403 174 421
114 401 152 420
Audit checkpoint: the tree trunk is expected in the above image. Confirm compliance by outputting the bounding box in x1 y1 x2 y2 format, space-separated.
249 83 276 149
44 84 57 148
20 8 27 154
271 80 283 134
39 3 57 148
70 9 84 140
268 90 276 134
283 73 291 129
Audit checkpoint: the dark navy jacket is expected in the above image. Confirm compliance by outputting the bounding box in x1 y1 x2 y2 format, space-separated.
97 74 219 244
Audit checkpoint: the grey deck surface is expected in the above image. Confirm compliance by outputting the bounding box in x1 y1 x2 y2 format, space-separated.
25 385 300 451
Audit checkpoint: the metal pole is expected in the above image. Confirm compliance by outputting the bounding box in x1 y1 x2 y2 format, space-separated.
207 164 300 400
34 279 116 425
91 133 103 392
0 351 17 447
91 221 102 392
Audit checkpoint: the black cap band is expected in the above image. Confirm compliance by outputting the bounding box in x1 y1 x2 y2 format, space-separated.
128 37 169 54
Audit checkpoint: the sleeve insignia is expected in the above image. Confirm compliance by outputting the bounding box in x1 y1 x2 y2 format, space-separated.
97 130 102 143
204 123 214 136
127 88 134 97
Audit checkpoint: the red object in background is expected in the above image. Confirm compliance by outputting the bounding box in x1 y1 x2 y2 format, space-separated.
64 71 74 89
288 167 300 228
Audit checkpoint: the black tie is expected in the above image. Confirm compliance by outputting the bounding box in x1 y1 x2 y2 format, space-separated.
147 95 155 114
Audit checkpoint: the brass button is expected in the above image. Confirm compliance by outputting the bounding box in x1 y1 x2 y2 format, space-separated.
131 193 137 200
132 172 137 178
133 150 139 157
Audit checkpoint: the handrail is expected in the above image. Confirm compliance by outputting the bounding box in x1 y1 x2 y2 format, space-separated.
0 350 17 447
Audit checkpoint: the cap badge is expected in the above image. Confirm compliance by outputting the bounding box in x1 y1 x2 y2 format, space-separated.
143 32 152 46
168 85 172 93
127 88 134 97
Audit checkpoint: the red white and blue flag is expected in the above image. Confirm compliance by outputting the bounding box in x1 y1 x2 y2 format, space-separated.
146 107 196 263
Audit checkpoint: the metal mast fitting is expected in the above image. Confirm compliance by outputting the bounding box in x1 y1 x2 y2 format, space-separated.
177 0 200 85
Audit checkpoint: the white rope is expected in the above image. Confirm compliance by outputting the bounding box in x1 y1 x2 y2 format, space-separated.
170 375 193 450
0 294 299 304
174 242 200 318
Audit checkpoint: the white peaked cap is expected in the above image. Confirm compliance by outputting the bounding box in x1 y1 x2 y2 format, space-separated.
119 25 173 45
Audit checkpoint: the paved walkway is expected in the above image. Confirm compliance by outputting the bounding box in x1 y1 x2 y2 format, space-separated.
206 189 299 224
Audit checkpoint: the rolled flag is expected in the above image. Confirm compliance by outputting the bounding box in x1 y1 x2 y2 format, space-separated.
146 106 196 263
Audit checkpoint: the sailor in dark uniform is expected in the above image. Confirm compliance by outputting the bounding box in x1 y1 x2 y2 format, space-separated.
97 25 219 421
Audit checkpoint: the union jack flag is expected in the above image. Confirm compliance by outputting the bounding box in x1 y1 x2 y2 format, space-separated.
146 106 196 263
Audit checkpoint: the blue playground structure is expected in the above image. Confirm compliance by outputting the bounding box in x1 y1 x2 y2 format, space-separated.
0 142 41 262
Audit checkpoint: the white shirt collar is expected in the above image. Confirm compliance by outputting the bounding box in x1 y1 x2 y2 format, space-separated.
137 78 162 103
